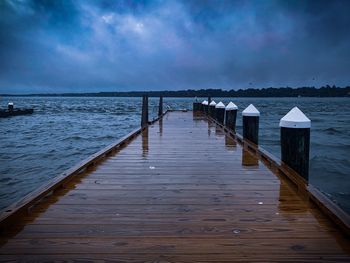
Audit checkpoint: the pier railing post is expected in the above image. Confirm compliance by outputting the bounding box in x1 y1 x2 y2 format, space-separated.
141 95 149 127
158 96 163 116
209 100 216 119
225 102 238 132
280 107 311 181
192 97 201 112
242 104 260 145
199 100 204 112
207 96 211 115
202 100 208 114
215 102 225 124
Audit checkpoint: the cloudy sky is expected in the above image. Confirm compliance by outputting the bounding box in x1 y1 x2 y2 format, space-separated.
0 0 349 93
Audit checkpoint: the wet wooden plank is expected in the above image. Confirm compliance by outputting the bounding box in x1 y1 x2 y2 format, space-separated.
0 254 349 263
3 223 341 239
0 111 349 261
0 237 348 255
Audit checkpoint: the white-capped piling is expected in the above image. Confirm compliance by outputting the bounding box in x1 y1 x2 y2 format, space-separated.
209 100 216 119
202 100 208 114
225 102 238 132
280 107 311 181
242 104 260 144
192 97 201 112
158 96 163 116
141 95 149 127
198 97 204 112
207 96 212 115
8 102 14 111
215 102 225 124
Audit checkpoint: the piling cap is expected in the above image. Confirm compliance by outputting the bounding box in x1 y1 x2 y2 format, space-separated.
279 107 311 128
8 102 14 106
225 102 238 110
242 104 260 116
215 102 225 108
202 100 208 105
209 100 216 106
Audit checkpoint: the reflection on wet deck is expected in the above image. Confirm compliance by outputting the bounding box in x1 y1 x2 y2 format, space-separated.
0 111 349 261
242 148 259 167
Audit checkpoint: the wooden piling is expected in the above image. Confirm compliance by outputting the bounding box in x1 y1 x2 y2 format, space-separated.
141 95 149 127
199 101 204 112
158 96 163 116
209 100 216 118
242 104 260 145
280 107 311 181
225 102 238 132
202 100 208 114
193 98 201 112
215 102 225 124
207 96 211 115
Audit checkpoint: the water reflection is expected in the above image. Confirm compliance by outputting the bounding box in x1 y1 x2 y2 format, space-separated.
242 148 259 167
192 111 202 120
215 125 225 137
142 128 149 159
225 134 237 151
158 118 163 136
278 182 307 214
208 121 215 137
192 111 206 129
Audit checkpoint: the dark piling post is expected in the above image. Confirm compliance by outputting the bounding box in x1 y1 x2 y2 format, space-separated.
242 104 260 145
207 96 211 115
209 101 216 119
280 107 311 181
193 97 201 112
202 100 208 114
208 96 211 105
199 100 204 112
158 96 163 116
225 102 238 132
8 102 14 111
215 102 225 124
141 95 149 127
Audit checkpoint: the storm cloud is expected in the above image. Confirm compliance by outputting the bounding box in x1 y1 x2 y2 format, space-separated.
0 0 349 93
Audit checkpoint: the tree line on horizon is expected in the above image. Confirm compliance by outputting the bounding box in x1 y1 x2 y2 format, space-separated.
3 85 350 97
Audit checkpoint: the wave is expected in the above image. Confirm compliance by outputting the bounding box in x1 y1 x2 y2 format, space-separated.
323 127 342 134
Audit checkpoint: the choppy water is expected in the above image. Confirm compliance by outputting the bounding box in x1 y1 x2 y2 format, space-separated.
0 97 349 214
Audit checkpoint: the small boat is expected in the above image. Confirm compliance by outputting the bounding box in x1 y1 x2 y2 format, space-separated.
0 102 34 118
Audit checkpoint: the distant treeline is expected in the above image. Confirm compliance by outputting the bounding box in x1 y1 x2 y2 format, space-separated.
2 85 350 97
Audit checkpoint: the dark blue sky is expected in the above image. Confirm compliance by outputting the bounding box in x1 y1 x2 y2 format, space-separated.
1 0 349 93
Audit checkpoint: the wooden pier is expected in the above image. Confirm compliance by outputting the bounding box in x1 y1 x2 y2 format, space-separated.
0 110 349 261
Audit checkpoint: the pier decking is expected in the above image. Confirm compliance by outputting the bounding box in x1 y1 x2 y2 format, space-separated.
0 111 349 261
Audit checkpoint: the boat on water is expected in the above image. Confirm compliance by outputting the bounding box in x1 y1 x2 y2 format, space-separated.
0 102 34 118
